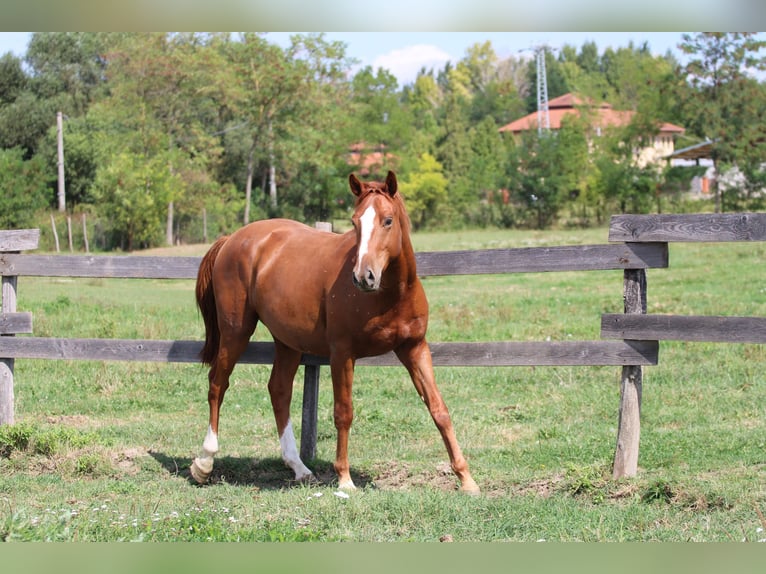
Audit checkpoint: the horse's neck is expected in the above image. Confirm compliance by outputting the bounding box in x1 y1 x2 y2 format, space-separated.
392 231 419 288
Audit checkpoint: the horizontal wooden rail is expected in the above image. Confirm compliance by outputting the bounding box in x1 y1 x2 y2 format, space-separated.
0 337 659 367
0 229 39 252
609 213 766 242
601 313 766 344
0 254 201 280
0 242 669 279
0 312 33 335
414 243 668 275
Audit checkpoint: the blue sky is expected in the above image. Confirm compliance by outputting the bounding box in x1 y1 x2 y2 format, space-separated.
266 32 691 85
0 31 694 86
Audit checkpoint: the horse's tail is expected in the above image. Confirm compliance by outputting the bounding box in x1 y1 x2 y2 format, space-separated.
196 235 229 365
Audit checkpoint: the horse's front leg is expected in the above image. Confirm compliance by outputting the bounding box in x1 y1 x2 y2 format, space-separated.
395 339 480 494
330 354 356 490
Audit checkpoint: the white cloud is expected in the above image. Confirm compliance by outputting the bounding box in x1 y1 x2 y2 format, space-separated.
372 44 452 86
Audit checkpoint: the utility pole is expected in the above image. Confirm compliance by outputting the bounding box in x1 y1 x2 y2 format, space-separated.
57 111 66 212
536 48 550 135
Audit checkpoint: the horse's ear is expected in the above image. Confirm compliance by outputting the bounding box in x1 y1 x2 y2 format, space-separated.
385 171 398 197
349 173 363 197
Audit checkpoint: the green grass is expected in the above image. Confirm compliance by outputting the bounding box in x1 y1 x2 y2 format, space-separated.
2 226 765 541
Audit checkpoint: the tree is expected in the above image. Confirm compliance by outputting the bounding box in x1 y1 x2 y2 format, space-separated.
0 147 50 229
0 52 26 106
91 149 180 250
222 33 353 222
347 66 410 151
399 153 448 230
25 32 109 116
679 32 766 212
96 33 225 244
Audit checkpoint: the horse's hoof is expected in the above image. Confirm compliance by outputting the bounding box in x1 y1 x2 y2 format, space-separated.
337 479 357 491
291 472 319 487
460 479 481 496
190 458 212 484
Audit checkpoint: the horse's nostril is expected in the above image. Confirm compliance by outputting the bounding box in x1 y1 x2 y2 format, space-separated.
366 269 375 284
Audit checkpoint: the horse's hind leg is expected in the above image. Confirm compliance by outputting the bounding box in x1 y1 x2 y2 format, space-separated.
190 320 256 484
268 340 314 482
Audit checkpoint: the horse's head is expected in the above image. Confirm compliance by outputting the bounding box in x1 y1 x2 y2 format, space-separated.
349 170 406 292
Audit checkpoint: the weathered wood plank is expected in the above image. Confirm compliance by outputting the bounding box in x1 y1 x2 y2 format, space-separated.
612 268 647 480
0 229 40 252
0 275 18 425
0 312 33 334
0 243 669 279
601 313 766 343
0 254 201 279
300 365 321 462
609 213 766 243
415 243 668 274
0 337 659 367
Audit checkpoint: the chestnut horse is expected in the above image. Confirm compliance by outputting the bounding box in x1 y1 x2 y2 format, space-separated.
190 171 479 494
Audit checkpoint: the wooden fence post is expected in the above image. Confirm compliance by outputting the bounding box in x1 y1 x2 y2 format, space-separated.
612 266 647 478
300 364 321 462
0 275 17 425
0 229 40 425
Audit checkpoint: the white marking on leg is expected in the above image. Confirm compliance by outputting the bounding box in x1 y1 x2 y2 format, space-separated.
202 424 219 457
279 420 313 481
191 425 218 481
354 205 376 278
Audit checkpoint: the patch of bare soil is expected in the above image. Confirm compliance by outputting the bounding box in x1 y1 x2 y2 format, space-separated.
369 461 460 492
514 474 566 498
111 447 146 475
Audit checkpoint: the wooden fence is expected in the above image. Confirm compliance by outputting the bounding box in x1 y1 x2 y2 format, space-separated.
1 213 765 480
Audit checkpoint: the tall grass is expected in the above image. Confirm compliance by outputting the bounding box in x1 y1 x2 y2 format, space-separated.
1 226 765 541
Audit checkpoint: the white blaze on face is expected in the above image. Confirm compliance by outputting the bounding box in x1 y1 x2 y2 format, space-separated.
355 205 376 278
279 419 313 481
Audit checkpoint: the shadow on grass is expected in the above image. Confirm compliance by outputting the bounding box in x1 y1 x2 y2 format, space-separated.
148 450 373 491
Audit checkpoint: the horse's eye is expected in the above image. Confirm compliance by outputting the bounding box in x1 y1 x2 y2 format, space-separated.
383 217 393 228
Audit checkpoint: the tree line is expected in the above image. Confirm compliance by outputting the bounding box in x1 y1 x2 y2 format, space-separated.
1 32 764 250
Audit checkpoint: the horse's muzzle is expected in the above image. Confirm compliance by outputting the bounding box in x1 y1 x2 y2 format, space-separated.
352 268 379 292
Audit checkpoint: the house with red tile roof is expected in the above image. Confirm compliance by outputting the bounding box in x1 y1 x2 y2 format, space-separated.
346 142 398 176
498 93 685 168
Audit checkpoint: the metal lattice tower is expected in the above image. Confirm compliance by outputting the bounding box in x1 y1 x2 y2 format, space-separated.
536 47 550 134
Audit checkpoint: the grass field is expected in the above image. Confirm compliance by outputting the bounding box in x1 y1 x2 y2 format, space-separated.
1 225 765 542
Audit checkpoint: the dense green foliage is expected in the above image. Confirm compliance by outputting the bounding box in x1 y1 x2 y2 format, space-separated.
1 33 765 248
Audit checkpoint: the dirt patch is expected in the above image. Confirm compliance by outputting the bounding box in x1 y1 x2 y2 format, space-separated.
369 461 461 492
514 474 566 498
111 447 147 475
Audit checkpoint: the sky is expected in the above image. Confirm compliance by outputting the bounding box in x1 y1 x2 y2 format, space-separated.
0 31 697 86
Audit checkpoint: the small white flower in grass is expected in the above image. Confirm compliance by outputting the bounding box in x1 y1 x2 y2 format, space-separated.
307 492 323 500
333 491 350 499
